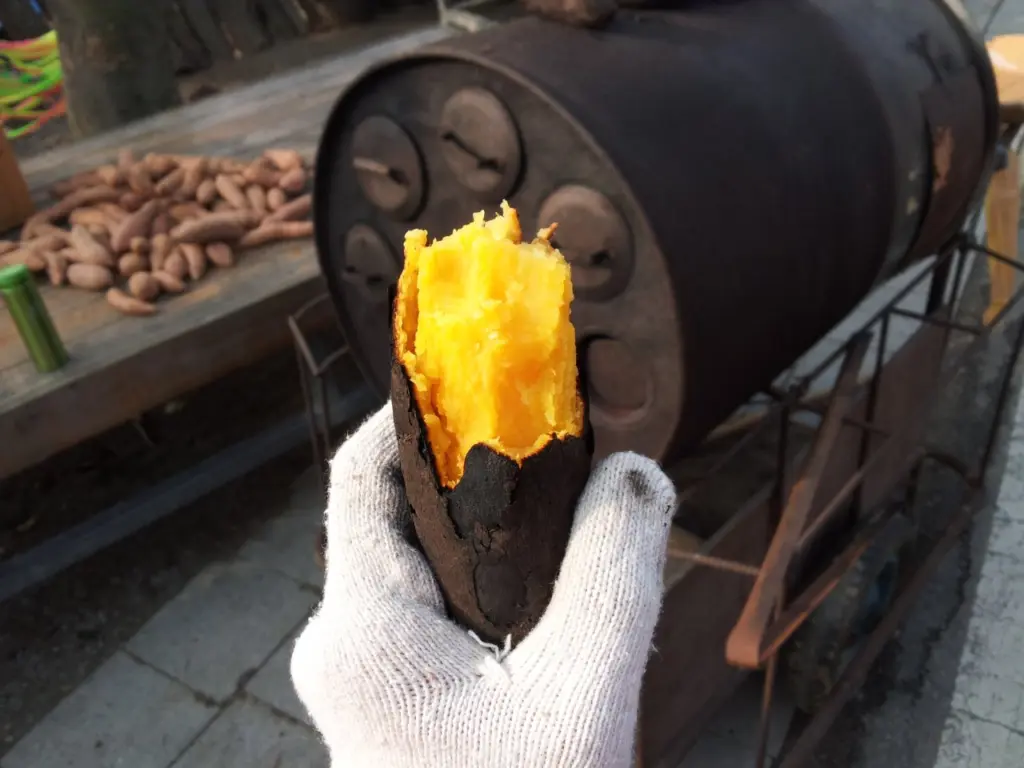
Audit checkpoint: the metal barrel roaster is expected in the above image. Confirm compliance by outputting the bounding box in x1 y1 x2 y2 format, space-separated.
314 0 998 465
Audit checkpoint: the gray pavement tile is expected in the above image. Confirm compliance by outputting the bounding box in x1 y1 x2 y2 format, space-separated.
289 464 327 514
169 698 328 768
126 560 317 702
236 504 324 588
951 671 1024 733
935 709 1024 768
1 651 217 768
245 632 311 726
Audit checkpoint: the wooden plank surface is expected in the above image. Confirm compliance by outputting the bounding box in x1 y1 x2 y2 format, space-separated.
0 25 449 480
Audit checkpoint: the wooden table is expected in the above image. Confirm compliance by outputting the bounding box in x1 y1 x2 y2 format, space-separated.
0 25 450 480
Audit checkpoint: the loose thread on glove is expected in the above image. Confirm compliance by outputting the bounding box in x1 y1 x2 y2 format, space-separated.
468 631 513 682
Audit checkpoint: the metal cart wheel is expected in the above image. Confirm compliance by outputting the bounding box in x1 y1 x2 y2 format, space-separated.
784 511 916 714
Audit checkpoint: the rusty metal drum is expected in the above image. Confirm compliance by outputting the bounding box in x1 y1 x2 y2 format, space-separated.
314 0 998 464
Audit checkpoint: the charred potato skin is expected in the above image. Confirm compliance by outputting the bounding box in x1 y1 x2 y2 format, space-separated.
390 344 593 646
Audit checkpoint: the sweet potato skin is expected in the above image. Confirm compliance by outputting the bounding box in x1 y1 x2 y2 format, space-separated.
391 356 592 645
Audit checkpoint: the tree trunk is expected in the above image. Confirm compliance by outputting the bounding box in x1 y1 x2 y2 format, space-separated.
47 0 181 139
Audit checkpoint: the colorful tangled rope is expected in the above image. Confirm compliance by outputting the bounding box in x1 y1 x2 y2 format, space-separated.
0 30 65 140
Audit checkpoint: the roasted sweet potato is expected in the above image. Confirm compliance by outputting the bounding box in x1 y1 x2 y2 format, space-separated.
391 203 591 644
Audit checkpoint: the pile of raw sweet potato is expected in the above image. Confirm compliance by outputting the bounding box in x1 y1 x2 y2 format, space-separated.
0 148 313 317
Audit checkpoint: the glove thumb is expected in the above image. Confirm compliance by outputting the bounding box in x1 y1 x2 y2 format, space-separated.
521 452 677 661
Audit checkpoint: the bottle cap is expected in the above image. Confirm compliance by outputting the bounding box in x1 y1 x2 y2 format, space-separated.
0 263 31 290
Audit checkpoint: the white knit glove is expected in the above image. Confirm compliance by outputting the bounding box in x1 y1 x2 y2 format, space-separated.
291 404 677 767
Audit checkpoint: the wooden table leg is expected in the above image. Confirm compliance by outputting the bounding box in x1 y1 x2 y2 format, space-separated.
985 148 1021 325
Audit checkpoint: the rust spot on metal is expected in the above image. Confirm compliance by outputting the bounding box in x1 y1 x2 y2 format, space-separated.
932 126 954 192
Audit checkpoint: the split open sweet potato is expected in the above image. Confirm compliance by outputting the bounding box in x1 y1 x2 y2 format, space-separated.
391 202 592 644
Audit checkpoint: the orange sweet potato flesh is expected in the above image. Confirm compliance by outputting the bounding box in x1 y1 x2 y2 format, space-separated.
393 202 583 489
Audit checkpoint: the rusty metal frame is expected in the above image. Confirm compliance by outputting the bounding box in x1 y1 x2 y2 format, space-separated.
659 158 1024 765
288 293 354 500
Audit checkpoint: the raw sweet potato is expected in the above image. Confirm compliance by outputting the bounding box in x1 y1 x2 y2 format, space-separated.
171 210 260 244
130 237 150 256
169 202 208 223
90 228 114 254
43 251 67 286
151 212 171 237
150 233 172 272
163 249 188 280
50 170 102 199
195 178 218 206
144 153 177 178
96 165 124 187
69 208 113 228
214 174 248 210
24 186 123 237
212 200 235 213
97 203 129 223
67 263 114 291
179 159 208 199
112 199 161 253
277 168 307 195
220 158 248 175
118 253 149 277
22 234 68 253
69 226 115 267
128 271 161 302
180 243 208 280
245 185 268 215
264 148 303 172
238 220 313 249
127 164 155 196
106 287 157 316
265 193 311 223
155 167 186 197
3 248 46 272
266 188 287 212
205 242 235 268
0 241 17 256
26 223 71 242
153 270 186 294
243 160 281 188
120 192 145 212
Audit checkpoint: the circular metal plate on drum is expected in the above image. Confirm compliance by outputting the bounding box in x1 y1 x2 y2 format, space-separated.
438 87 523 201
351 116 426 220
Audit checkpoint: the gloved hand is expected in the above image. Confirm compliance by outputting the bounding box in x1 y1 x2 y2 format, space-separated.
291 404 677 767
